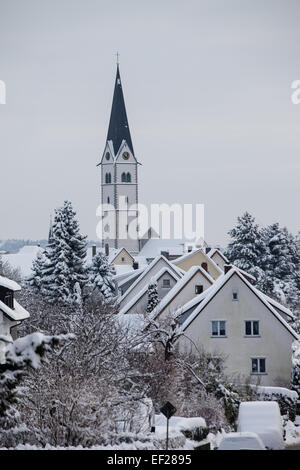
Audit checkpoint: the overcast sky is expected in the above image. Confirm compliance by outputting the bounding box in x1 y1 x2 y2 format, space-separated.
0 0 299 246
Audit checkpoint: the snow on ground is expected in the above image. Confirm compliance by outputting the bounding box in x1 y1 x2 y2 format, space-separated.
284 420 300 448
2 246 43 277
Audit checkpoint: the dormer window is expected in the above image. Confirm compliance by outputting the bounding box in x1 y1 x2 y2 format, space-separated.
105 152 110 160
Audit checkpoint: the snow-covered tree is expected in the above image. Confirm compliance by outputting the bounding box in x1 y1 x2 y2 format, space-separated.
89 252 116 302
0 332 72 448
146 280 159 313
291 340 300 399
27 250 46 290
38 201 88 305
225 212 266 284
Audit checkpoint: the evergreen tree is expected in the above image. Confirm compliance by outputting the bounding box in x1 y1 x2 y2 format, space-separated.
28 250 46 290
89 252 116 302
224 212 266 284
262 224 299 307
291 340 300 399
39 201 88 305
146 280 159 313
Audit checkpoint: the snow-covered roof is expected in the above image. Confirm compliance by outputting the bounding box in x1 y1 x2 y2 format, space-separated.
150 265 214 322
119 255 184 304
180 267 299 340
138 238 187 259
0 275 21 292
173 248 223 275
109 247 134 264
262 293 295 320
118 267 181 315
0 299 30 321
114 266 145 286
207 248 229 263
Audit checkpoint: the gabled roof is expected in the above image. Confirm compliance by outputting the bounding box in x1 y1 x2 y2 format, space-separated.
118 267 180 315
0 275 21 292
179 268 298 340
173 248 223 274
207 248 229 264
106 65 134 156
150 265 214 322
119 254 184 303
109 247 134 264
0 299 30 321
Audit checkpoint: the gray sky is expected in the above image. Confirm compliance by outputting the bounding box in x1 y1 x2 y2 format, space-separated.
0 0 299 246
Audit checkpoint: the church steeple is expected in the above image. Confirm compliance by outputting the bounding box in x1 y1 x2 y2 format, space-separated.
106 65 134 156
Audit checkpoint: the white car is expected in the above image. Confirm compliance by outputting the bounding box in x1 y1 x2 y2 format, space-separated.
218 432 266 450
237 401 284 450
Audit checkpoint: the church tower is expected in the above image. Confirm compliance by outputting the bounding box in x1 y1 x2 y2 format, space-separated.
98 63 140 254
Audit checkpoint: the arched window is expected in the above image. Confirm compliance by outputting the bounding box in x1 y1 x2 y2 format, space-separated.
105 173 111 184
121 172 126 182
126 172 131 183
107 196 110 204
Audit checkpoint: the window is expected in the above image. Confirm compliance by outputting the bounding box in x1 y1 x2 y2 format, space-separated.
105 152 110 160
121 172 126 182
232 292 238 301
126 172 131 183
201 262 208 272
211 320 226 337
162 278 171 288
4 292 13 308
251 358 266 374
245 321 259 336
121 257 125 262
195 285 203 294
122 152 129 160
105 173 111 184
107 196 110 204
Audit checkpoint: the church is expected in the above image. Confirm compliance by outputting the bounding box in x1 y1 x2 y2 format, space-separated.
97 62 140 254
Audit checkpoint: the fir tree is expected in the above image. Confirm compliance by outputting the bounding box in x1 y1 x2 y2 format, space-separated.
39 201 88 305
291 340 300 399
28 250 46 290
89 252 116 302
225 212 266 284
146 280 159 313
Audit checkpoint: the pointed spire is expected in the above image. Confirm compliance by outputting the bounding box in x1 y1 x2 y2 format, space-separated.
106 64 134 156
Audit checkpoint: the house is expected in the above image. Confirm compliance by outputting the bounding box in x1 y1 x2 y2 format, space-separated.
173 248 223 280
149 265 214 322
119 266 181 315
118 255 184 311
175 267 298 386
206 247 229 271
0 275 30 363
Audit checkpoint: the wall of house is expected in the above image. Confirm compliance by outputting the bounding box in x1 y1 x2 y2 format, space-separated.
157 270 212 320
125 271 178 315
113 249 133 265
176 252 221 280
0 312 16 363
211 252 226 271
120 258 180 308
179 273 295 386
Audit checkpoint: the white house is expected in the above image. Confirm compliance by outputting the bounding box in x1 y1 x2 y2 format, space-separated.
150 265 214 322
0 275 30 363
118 255 184 311
175 267 298 386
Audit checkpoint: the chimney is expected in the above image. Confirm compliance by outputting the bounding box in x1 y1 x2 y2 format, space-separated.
201 262 208 272
133 261 139 270
224 264 232 274
92 245 97 257
205 247 211 254
105 243 109 257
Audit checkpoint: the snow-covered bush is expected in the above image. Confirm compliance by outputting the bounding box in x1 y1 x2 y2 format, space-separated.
291 340 300 400
89 251 116 302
